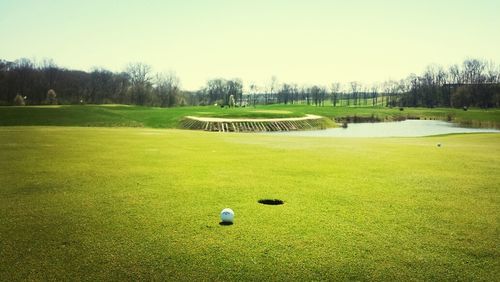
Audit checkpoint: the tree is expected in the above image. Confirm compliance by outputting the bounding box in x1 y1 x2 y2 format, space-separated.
12 58 37 103
278 83 292 104
41 58 58 90
206 78 226 105
126 62 152 105
155 72 181 107
485 60 500 83
330 82 341 107
350 81 360 106
227 79 243 106
203 78 242 106
449 64 463 84
89 68 114 104
1 56 499 108
249 82 258 107
463 59 486 84
371 83 379 106
450 86 471 108
267 76 278 104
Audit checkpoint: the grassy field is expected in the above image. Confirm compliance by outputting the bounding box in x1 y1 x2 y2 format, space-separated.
1 126 499 280
1 104 500 128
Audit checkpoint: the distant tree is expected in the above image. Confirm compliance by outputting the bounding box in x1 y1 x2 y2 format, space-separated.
448 64 463 84
463 59 486 84
278 83 293 104
267 76 278 104
89 68 114 104
203 78 242 106
206 78 227 105
451 86 471 108
330 82 341 107
371 84 379 106
41 58 58 90
310 85 326 106
126 62 152 105
11 58 38 103
249 83 258 107
227 79 243 106
485 60 499 83
1 56 499 108
350 81 360 106
155 72 181 107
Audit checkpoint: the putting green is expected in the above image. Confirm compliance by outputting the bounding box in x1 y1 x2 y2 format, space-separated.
0 127 499 280
250 110 293 114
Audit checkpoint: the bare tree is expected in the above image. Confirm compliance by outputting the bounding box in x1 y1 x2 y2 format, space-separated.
330 82 341 107
267 76 278 104
448 64 463 84
155 72 181 107
463 59 486 84
126 63 152 86
485 60 500 83
41 58 58 90
227 79 243 106
249 82 258 107
350 81 360 106
126 62 152 105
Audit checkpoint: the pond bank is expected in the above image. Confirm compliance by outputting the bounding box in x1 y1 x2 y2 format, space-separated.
334 113 500 129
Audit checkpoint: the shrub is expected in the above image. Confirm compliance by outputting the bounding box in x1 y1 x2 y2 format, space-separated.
47 89 57 105
13 94 25 106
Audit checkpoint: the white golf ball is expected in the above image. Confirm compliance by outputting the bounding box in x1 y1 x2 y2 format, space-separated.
220 208 234 223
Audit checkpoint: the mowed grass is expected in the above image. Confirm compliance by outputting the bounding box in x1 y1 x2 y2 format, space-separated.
1 104 499 128
0 105 303 128
1 127 499 280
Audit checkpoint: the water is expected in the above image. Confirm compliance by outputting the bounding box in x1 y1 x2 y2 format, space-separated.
269 120 500 137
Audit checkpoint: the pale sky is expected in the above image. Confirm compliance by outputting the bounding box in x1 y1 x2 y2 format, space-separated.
1 0 499 91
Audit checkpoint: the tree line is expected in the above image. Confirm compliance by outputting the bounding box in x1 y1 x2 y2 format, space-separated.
247 59 499 108
0 59 183 107
1 58 499 108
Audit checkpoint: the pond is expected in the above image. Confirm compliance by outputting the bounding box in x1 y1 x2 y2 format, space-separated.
268 120 500 137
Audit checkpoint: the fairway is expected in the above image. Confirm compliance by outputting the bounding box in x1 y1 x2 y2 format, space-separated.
1 127 499 280
1 105 499 129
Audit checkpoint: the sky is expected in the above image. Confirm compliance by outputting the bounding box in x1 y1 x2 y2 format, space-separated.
1 0 499 91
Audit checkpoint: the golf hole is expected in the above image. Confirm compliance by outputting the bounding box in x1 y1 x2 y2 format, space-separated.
258 199 284 205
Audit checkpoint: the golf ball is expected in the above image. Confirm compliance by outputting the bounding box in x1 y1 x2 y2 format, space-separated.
220 208 234 223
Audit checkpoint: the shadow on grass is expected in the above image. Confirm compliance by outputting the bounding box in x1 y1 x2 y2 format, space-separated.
219 222 233 226
258 199 284 205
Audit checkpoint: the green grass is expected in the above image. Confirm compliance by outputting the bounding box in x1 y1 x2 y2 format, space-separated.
1 104 499 128
1 127 499 280
0 105 304 129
